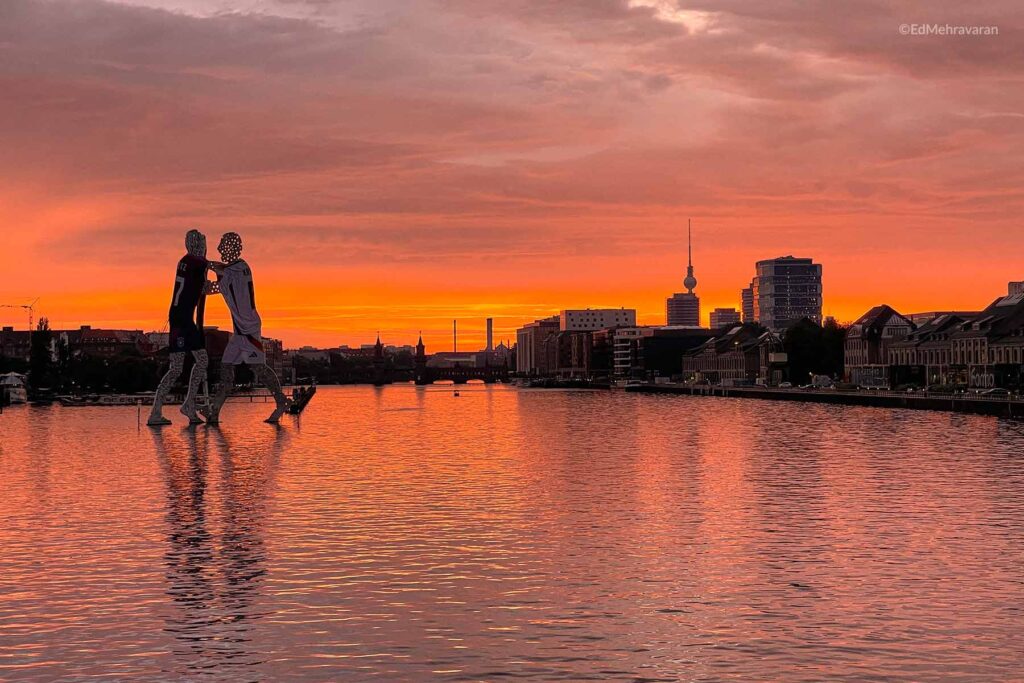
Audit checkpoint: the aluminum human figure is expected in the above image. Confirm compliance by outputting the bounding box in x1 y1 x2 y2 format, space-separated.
203 232 289 423
148 229 210 426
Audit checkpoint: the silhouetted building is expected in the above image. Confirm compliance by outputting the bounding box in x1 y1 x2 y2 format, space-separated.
889 313 972 387
0 327 30 361
372 334 386 385
844 305 914 388
202 327 232 359
710 308 741 330
666 293 700 327
560 309 636 331
491 340 513 368
752 256 822 331
263 337 284 377
516 316 560 376
555 331 593 377
611 327 655 380
949 290 1024 388
291 346 330 362
414 334 428 384
905 311 981 326
426 351 491 368
682 323 783 385
69 326 149 358
636 327 718 381
741 286 755 323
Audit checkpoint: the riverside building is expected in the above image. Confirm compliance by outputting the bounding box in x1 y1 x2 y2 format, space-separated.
710 308 741 330
559 308 636 332
516 316 560 376
751 256 823 331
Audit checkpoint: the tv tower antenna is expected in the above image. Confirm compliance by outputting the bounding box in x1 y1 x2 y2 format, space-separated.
683 220 697 294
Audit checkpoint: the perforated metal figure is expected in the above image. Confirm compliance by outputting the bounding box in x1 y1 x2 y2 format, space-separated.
202 232 290 424
148 229 210 426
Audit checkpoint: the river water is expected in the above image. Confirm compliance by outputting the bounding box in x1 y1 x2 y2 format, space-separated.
1 385 1023 681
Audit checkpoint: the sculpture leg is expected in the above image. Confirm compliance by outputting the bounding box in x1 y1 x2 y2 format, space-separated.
149 352 185 425
179 349 208 424
202 363 235 424
254 364 289 423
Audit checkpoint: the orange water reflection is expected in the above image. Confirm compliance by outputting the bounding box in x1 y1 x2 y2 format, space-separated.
1 386 1023 680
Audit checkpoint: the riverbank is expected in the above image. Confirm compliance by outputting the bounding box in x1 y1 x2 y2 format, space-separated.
626 383 1024 418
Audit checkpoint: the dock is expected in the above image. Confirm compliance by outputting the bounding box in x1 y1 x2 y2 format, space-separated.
626 383 1024 419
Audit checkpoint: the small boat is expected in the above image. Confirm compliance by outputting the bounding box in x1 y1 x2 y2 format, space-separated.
0 372 28 404
59 393 158 407
97 394 145 406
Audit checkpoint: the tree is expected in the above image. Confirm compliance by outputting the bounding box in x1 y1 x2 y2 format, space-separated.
821 318 848 378
782 318 849 384
55 334 73 391
29 317 54 390
782 319 824 385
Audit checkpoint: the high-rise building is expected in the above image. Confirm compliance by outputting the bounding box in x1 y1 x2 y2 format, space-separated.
751 256 823 331
560 308 637 331
1009 281 1024 297
741 286 755 323
666 220 701 327
710 307 741 329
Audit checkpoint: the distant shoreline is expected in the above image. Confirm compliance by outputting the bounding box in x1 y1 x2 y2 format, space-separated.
627 383 1024 419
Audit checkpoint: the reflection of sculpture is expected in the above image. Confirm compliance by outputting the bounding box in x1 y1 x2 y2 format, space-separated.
149 230 210 425
203 232 290 424
152 424 281 676
152 428 216 671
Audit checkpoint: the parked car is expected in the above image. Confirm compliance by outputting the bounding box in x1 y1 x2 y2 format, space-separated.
981 387 1011 397
778 382 793 389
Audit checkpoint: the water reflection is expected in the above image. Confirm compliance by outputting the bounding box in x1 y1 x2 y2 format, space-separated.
152 426 282 678
2 387 1023 681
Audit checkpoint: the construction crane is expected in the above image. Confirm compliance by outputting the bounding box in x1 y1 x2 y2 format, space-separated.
0 298 39 331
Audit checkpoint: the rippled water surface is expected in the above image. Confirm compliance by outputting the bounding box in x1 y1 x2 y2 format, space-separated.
2 385 1024 681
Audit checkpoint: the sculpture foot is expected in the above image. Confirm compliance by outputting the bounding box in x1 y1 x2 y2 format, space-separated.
179 405 204 425
264 397 290 423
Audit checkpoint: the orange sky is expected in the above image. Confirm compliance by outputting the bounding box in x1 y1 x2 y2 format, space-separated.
1 0 1022 350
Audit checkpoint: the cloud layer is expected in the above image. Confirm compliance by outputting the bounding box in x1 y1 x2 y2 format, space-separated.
1 0 1022 347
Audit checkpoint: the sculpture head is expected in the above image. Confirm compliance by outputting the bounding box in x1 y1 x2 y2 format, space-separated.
217 232 243 264
185 229 206 258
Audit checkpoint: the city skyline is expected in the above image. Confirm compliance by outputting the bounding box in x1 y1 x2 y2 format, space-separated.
5 256 1024 351
3 0 1023 349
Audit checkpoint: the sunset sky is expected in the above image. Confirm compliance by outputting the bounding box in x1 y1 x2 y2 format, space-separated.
1 0 1022 350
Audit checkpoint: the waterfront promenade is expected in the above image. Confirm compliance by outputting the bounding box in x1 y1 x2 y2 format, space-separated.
628 382 1024 418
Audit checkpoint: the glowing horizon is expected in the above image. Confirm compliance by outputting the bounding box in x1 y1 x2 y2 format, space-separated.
2 0 1022 350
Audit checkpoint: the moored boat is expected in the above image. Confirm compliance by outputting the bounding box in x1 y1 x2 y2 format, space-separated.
0 372 28 404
